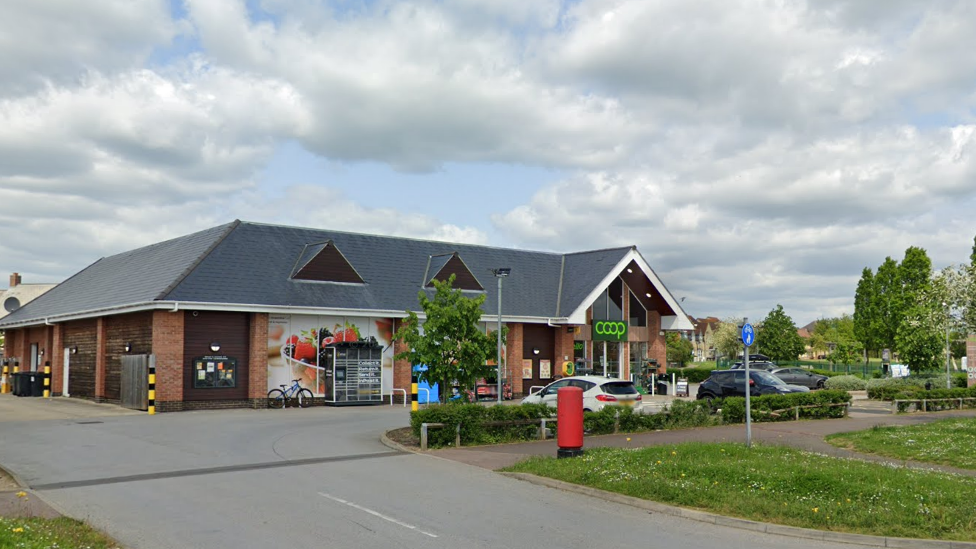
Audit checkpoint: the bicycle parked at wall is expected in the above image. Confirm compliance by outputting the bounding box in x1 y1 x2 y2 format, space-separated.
267 379 314 408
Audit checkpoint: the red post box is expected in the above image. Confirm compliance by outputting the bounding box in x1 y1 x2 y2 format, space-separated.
556 386 584 458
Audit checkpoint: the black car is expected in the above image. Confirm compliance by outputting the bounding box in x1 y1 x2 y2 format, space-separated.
729 361 777 371
696 369 809 403
769 367 828 389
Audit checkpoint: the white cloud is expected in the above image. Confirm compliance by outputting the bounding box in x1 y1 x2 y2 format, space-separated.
2 0 976 326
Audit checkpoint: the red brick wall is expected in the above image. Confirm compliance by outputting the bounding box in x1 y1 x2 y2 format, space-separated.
648 311 666 370
152 310 185 408
505 323 524 395
95 318 107 399
50 324 63 395
555 325 576 376
249 313 268 401
393 318 411 392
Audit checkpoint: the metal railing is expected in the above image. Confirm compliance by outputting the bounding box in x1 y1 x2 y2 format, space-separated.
389 388 406 407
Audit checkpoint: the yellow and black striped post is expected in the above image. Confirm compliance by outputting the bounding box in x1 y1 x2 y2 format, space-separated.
1 364 8 394
411 370 418 412
148 363 156 415
43 365 51 398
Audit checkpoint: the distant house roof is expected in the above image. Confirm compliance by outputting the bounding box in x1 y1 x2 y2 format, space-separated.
0 220 693 331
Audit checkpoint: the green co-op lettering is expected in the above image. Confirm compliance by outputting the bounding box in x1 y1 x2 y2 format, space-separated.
594 321 627 336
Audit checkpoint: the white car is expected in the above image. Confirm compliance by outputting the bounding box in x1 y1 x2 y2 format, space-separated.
520 375 642 412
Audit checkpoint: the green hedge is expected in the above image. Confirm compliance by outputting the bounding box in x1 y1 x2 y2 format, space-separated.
717 390 851 424
410 402 553 447
408 390 853 449
669 366 717 383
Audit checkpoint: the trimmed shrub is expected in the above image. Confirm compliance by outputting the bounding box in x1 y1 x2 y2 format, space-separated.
719 390 851 424
670 366 717 383
866 377 924 400
824 375 867 391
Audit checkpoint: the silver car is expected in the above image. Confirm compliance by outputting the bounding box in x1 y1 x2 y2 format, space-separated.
770 367 828 389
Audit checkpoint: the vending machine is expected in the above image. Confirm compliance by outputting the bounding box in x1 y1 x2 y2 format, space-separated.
323 340 384 405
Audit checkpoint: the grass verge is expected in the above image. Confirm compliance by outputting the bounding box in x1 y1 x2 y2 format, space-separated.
502 442 976 541
826 417 976 470
0 516 120 548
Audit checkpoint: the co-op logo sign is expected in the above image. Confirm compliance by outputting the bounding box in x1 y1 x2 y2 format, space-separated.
592 321 628 341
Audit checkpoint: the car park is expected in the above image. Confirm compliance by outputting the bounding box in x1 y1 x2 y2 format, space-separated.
769 367 828 389
521 375 642 412
696 369 809 403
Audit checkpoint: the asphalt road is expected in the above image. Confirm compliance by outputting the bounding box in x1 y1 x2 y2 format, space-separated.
0 395 884 549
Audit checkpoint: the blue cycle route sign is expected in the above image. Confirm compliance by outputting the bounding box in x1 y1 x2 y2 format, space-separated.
741 323 755 347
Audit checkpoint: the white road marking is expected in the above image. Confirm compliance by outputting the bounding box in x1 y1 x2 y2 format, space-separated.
319 492 438 538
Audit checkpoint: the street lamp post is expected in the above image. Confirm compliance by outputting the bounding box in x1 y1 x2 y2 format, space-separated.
491 267 511 404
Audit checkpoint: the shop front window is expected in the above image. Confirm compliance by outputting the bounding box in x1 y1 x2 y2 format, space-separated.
592 278 624 321
629 291 647 327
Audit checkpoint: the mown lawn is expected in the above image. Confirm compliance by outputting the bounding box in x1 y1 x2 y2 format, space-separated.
503 442 976 541
826 417 976 470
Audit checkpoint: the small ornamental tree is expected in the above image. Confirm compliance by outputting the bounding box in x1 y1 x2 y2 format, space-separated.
666 332 693 366
712 317 745 361
394 274 498 402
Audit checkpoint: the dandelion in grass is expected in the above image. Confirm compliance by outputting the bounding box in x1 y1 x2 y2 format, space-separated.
12 527 24 533
813 507 819 513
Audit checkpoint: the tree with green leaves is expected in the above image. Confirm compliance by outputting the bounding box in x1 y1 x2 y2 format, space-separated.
873 257 900 353
756 305 805 362
666 332 693 366
711 317 746 361
394 275 498 402
852 267 876 360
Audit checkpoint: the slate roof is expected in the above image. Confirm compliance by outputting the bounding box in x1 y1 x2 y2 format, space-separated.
0 220 690 329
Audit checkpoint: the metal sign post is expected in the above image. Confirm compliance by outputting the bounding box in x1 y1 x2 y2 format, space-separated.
740 320 755 448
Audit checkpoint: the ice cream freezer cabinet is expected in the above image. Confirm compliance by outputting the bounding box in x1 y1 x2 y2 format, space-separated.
322 342 384 405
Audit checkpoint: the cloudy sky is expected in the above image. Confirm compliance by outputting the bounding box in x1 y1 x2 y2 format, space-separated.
2 0 975 326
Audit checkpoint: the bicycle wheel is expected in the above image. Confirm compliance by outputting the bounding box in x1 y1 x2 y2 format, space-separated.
297 388 314 408
267 388 287 409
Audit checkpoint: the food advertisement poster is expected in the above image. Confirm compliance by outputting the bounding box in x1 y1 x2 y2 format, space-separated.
268 314 394 396
540 359 551 379
522 359 533 379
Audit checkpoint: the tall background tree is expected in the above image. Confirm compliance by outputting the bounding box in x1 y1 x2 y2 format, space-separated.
873 257 900 353
852 267 876 361
394 275 498 401
756 304 804 362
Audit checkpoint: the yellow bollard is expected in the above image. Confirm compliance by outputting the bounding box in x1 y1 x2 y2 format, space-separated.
1 365 8 394
148 366 156 415
43 365 51 398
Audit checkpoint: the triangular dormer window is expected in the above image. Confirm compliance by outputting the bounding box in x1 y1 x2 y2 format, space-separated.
425 252 483 291
291 240 364 284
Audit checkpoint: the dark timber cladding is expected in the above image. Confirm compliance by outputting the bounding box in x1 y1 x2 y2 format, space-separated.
106 312 153 401
521 323 556 390
63 319 97 397
427 253 483 291
292 241 364 283
183 310 250 401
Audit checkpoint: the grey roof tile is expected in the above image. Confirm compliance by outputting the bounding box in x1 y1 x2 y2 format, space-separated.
0 221 650 326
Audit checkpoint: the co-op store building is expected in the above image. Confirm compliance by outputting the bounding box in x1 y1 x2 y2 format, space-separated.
0 220 692 412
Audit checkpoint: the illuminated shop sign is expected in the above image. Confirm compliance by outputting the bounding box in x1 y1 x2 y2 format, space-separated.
592 320 628 341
